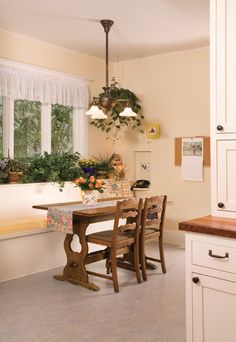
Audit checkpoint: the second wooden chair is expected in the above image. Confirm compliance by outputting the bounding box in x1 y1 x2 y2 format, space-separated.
140 195 167 281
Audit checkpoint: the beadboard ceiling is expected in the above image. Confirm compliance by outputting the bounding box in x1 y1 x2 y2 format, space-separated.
0 0 209 61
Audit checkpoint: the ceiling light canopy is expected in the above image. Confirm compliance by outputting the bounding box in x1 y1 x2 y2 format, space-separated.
86 19 137 120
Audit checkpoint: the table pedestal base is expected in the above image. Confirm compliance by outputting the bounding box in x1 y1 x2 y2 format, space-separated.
53 274 100 291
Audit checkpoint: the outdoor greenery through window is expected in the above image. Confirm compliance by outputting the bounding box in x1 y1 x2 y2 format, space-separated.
0 97 3 158
51 104 73 154
14 100 41 159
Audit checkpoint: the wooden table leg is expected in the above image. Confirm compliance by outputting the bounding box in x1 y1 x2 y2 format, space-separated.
53 221 100 291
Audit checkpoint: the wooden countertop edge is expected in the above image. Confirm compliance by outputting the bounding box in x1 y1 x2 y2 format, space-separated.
179 215 236 239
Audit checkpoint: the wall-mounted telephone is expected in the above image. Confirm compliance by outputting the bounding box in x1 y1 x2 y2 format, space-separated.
131 180 150 191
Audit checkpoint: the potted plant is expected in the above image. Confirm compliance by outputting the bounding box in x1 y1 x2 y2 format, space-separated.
4 158 28 184
79 158 96 176
93 153 116 178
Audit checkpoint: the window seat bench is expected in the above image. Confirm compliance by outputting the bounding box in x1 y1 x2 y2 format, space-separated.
0 216 48 239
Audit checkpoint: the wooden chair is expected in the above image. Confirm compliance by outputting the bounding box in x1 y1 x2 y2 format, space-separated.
140 195 167 281
86 198 143 292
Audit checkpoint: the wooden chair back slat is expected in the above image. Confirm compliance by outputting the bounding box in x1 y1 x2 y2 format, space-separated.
148 197 164 205
121 210 138 219
145 218 161 228
148 207 162 215
119 222 136 232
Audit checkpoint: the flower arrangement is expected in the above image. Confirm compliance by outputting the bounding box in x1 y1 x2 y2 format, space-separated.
74 176 105 193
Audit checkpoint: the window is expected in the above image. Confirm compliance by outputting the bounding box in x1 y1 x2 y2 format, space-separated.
0 59 88 160
51 104 73 154
14 100 41 159
0 97 3 158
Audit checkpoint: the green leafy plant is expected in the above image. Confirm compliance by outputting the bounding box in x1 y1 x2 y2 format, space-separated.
90 79 144 134
93 153 115 176
22 152 84 191
4 158 28 173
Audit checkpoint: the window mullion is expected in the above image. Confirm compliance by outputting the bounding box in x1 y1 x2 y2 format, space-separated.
3 97 14 158
41 104 51 154
73 108 88 157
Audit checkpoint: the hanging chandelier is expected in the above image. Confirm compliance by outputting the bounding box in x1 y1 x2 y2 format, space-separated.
86 19 137 119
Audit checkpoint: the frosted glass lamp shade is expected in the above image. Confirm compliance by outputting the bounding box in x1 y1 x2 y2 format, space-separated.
91 109 108 119
119 106 137 117
85 105 100 116
86 105 108 119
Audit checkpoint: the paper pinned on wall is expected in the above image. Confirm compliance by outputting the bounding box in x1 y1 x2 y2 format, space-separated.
181 137 204 182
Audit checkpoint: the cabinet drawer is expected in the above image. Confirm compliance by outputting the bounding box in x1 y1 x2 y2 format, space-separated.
192 241 236 274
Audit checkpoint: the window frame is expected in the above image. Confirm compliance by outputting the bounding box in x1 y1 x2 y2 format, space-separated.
2 97 88 158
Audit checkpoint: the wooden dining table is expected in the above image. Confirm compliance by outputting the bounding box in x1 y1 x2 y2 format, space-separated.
33 197 124 291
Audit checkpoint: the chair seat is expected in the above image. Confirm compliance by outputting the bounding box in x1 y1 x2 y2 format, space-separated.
87 230 135 247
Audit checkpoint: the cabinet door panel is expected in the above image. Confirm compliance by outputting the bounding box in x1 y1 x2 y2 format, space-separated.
216 0 236 133
217 140 236 211
192 273 236 342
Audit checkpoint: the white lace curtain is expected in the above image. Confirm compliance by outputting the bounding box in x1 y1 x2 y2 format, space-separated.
0 62 89 108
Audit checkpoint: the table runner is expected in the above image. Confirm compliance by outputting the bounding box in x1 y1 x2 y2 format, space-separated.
47 200 118 234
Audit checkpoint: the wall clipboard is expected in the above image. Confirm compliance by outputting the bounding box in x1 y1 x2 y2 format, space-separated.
175 136 210 166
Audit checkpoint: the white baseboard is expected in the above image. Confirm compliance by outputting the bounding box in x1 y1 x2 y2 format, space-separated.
164 229 185 248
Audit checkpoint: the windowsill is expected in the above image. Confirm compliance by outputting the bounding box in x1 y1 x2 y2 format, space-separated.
0 181 73 187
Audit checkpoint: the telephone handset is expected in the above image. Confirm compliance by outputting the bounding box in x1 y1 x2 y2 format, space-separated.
131 180 150 191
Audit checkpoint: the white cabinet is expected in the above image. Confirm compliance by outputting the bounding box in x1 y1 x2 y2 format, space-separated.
211 0 236 217
185 233 236 342
217 140 236 212
186 233 236 342
192 273 236 342
214 0 236 134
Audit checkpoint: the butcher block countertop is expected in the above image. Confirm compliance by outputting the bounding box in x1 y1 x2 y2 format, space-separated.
179 215 236 239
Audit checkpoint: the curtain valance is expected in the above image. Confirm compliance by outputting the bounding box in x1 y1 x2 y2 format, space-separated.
0 62 89 108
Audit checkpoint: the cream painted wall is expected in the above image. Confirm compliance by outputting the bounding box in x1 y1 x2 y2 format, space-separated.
89 47 211 233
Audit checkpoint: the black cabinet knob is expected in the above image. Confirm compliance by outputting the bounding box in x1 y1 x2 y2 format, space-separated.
192 277 200 284
218 202 225 208
217 125 223 131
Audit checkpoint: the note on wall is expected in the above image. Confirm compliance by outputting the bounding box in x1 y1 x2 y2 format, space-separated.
134 151 151 181
181 138 204 182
